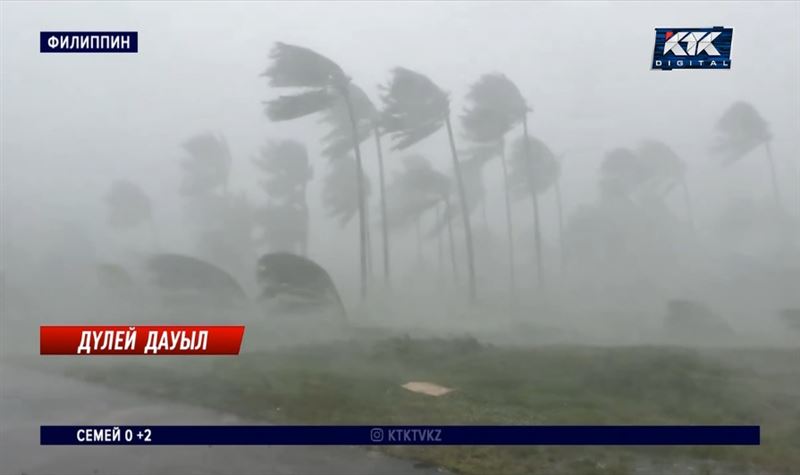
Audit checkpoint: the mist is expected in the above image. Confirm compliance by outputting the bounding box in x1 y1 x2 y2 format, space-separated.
1 3 800 474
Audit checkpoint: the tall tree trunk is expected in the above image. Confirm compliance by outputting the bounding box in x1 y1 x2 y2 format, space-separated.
343 90 368 300
436 203 444 285
415 216 422 264
445 116 477 302
444 194 458 285
680 176 695 232
554 177 565 269
499 139 516 301
522 115 544 288
366 206 374 278
374 128 391 286
764 141 783 211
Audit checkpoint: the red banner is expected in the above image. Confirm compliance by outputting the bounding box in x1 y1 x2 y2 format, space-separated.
40 325 245 355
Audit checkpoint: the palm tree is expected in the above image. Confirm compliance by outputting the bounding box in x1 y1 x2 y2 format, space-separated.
180 133 232 197
385 155 458 282
105 179 159 249
599 147 649 199
381 67 477 301
323 156 372 228
461 74 529 298
262 42 369 299
554 154 566 268
319 84 392 286
510 136 560 287
712 101 782 210
636 140 694 230
179 133 256 281
253 140 313 255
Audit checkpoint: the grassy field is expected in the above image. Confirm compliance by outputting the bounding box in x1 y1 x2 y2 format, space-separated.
63 336 800 475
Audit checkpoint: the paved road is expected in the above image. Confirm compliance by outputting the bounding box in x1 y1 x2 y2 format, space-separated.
0 364 442 475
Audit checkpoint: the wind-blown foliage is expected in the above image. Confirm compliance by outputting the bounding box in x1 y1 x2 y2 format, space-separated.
636 140 694 229
104 180 153 229
262 42 347 89
180 133 232 196
461 73 529 298
147 253 247 303
712 101 782 209
461 73 528 143
385 155 450 229
636 140 686 196
510 137 560 198
253 140 313 254
381 67 477 300
712 101 772 165
381 67 450 150
257 252 346 317
323 156 372 227
599 147 649 197
262 41 371 299
319 84 377 157
509 136 560 287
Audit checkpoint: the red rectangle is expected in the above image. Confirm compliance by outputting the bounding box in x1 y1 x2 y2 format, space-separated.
40 325 245 355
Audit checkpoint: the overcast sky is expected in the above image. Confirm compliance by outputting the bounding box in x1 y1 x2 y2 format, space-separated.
2 1 798 264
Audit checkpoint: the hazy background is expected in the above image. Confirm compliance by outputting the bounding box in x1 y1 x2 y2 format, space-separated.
1 1 799 343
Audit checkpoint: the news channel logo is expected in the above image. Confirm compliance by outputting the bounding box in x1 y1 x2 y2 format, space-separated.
40 32 138 53
652 27 732 70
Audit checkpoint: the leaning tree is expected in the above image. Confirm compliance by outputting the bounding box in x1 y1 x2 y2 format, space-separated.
510 136 560 287
385 155 458 283
461 73 529 297
712 101 782 210
318 84 392 285
262 42 370 299
253 139 313 255
636 139 694 230
381 67 477 301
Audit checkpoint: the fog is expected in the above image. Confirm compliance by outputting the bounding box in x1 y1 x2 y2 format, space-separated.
2 1 800 350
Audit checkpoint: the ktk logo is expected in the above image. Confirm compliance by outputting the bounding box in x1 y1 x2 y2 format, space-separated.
652 26 733 70
663 31 721 56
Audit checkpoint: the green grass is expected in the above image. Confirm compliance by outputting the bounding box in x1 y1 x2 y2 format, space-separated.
65 337 800 475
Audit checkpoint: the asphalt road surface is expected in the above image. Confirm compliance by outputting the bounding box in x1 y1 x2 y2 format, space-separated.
0 364 443 475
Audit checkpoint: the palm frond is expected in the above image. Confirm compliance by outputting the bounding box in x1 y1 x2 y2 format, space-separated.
264 89 337 121
636 140 686 196
179 133 232 196
461 73 528 143
380 67 449 150
598 147 649 196
262 42 347 89
322 156 371 227
510 136 560 198
711 101 772 165
316 83 377 158
385 155 450 230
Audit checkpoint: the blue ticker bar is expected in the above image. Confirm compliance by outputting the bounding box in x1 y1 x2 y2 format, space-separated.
41 425 760 446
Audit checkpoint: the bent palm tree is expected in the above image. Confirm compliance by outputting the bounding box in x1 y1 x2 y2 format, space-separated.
262 42 369 299
637 140 694 230
510 136 560 287
147 253 247 307
320 84 392 285
712 101 781 210
180 133 232 197
386 156 458 282
461 73 529 298
253 140 313 254
381 67 477 301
